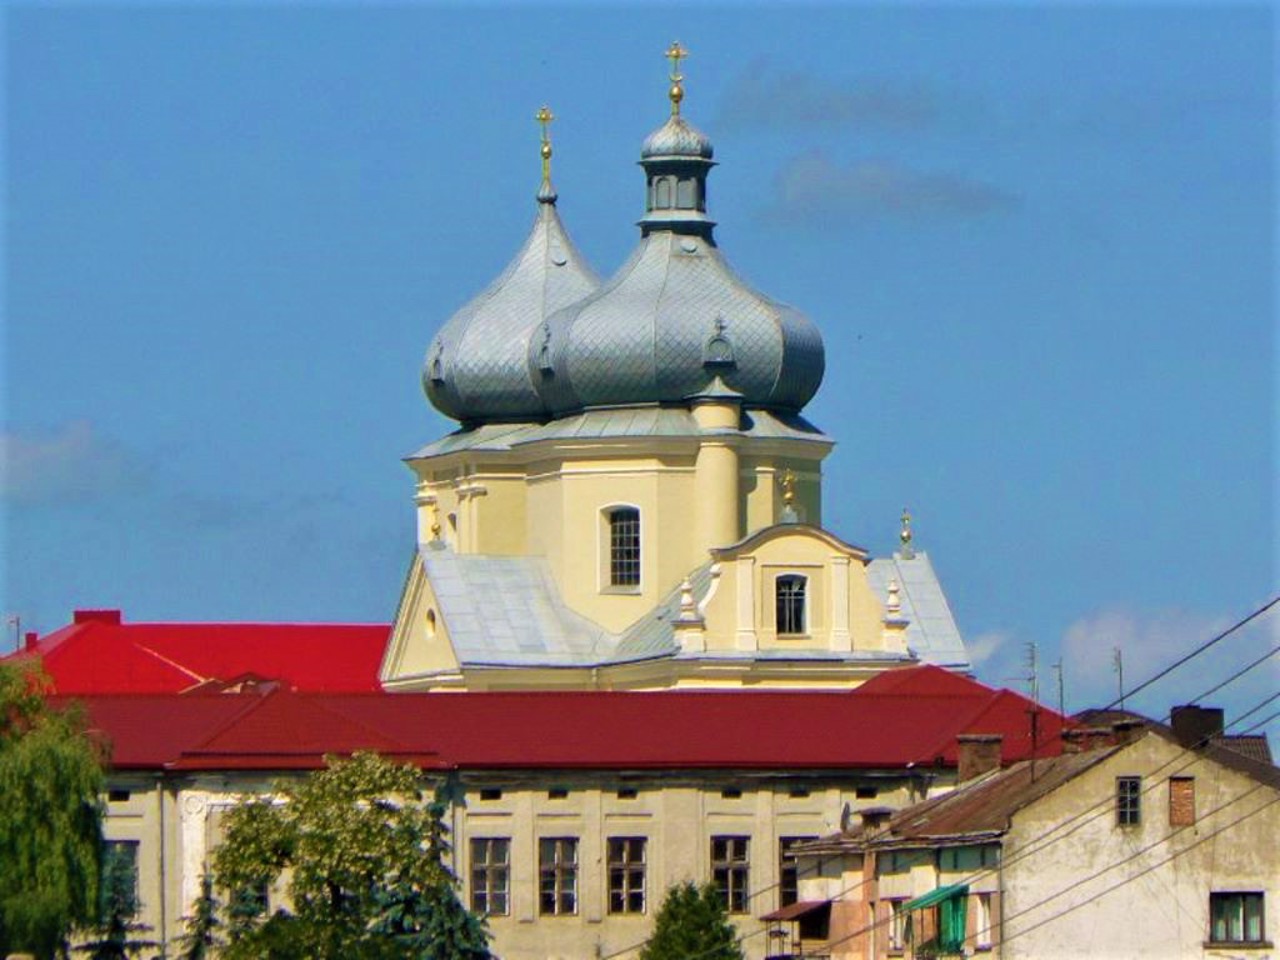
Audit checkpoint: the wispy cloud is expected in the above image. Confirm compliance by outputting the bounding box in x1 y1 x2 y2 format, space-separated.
718 60 935 133
759 151 1018 225
966 630 1009 668
1057 606 1280 718
0 421 149 504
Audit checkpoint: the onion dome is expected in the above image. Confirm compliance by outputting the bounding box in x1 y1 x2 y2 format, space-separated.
530 44 824 416
424 107 599 424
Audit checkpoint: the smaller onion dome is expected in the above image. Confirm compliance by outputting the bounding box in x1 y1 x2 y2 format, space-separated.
641 115 714 160
424 107 599 424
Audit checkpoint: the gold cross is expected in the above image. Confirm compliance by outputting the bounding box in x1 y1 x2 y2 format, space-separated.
535 105 554 179
666 41 688 82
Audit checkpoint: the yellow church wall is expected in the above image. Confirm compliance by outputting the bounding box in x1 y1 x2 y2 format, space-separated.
382 557 463 688
470 469 528 555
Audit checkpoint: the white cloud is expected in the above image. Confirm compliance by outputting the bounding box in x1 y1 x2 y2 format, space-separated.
0 421 147 504
966 630 1009 668
760 151 1018 225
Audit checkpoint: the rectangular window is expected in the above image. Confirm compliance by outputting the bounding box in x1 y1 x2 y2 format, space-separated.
469 838 510 916
887 899 907 953
607 837 647 914
711 835 750 913
609 508 641 586
1210 892 1265 944
1116 776 1141 826
100 840 140 919
538 837 578 915
975 892 994 949
776 575 807 635
1169 777 1195 827
779 836 817 907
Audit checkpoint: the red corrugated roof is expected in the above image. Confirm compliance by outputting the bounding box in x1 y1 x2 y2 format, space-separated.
16 614 389 694
56 667 1068 773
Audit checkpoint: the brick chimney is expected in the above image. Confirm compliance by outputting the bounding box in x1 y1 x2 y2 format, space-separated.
23 631 38 652
956 734 1003 782
1111 719 1145 746
73 609 122 626
1170 705 1224 748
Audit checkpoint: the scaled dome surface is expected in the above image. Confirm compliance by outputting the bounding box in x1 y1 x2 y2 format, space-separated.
423 190 599 423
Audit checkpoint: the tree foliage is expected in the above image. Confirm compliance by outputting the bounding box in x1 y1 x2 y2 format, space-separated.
0 660 106 959
640 881 744 960
212 751 488 960
173 873 222 960
73 842 157 959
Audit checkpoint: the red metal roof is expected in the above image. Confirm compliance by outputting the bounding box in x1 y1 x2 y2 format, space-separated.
13 611 389 694
56 667 1069 773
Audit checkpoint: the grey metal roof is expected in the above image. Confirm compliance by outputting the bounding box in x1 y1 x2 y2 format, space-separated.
406 406 831 460
420 546 611 666
423 197 599 423
419 541 961 674
533 229 824 416
866 552 971 670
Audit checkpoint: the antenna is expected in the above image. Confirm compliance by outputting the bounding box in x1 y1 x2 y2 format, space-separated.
1026 642 1041 781
5 615 19 654
1051 658 1065 719
1113 647 1125 710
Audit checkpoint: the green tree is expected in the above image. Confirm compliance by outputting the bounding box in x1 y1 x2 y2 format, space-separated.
173 873 222 960
73 842 157 959
212 751 489 960
640 881 744 960
0 660 106 959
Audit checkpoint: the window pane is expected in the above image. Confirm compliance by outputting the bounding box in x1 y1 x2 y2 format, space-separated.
610 509 641 586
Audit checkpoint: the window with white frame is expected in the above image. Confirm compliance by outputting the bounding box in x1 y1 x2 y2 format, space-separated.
975 892 994 949
538 837 578 915
887 898 907 953
469 837 510 916
776 574 807 635
607 837 647 914
607 507 641 587
711 835 750 913
1210 892 1265 945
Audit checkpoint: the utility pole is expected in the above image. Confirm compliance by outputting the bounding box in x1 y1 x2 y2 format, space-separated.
1026 642 1040 780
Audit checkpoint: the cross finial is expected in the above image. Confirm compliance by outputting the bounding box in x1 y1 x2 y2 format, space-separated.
899 507 914 558
665 41 688 115
781 468 796 506
535 104 554 182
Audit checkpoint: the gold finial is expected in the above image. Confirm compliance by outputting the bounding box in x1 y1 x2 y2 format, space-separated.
536 104 554 182
666 41 688 116
430 500 442 541
899 507 913 555
781 468 797 507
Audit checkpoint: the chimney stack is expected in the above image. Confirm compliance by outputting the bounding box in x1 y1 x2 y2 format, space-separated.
1170 705 1224 748
1112 719 1145 746
956 734 1003 782
23 631 38 652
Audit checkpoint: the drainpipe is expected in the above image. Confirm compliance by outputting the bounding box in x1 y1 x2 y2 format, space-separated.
156 774 168 957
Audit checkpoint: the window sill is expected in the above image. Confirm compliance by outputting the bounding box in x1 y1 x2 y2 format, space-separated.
1203 941 1273 950
601 585 642 596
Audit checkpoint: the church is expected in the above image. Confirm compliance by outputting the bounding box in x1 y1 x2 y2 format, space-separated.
10 47 1071 960
385 43 968 692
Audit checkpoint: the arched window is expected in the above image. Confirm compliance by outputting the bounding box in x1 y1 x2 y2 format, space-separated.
776 575 807 635
608 507 641 587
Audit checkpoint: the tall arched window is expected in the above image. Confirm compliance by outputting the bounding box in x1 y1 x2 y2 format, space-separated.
776 575 807 635
608 507 641 587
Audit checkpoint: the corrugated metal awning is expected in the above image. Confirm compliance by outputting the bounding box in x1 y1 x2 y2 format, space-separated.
905 883 969 911
761 900 831 922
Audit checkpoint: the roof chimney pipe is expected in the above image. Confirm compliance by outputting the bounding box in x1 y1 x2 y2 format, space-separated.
956 734 1003 782
1170 705 1224 748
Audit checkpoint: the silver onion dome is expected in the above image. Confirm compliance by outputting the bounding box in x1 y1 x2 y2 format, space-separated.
424 110 600 424
529 63 824 417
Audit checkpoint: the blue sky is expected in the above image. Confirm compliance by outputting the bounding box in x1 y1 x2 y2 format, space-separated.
3 4 1275 732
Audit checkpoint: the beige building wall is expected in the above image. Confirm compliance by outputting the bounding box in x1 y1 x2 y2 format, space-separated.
101 768 950 960
1002 734 1280 960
